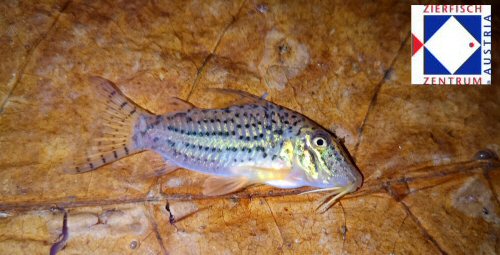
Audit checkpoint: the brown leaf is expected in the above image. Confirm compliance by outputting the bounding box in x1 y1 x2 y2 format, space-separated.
0 1 499 254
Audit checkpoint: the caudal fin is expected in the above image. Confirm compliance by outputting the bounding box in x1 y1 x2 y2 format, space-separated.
64 76 151 174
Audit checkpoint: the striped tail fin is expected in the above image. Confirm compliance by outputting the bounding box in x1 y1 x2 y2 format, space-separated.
64 76 151 174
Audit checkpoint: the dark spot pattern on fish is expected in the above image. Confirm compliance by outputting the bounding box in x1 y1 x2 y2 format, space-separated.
135 102 312 174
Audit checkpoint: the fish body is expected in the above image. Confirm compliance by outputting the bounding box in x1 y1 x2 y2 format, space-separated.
135 102 361 189
136 104 293 183
68 77 363 210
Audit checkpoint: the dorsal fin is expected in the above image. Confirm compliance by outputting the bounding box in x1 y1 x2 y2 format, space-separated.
198 88 269 109
161 97 194 114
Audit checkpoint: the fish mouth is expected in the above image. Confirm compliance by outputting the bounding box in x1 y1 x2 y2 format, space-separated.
299 183 358 213
351 168 363 189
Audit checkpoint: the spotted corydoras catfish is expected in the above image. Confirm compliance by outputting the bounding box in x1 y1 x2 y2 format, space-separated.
66 77 363 211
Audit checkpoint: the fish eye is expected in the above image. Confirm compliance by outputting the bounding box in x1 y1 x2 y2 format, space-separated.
312 136 327 148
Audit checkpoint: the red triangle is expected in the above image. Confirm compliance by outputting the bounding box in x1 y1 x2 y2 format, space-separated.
412 34 423 55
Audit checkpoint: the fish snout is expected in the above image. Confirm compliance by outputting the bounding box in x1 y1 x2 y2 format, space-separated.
350 166 363 189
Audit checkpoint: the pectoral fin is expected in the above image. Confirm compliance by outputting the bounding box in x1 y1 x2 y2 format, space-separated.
202 164 292 196
230 165 292 181
202 176 251 196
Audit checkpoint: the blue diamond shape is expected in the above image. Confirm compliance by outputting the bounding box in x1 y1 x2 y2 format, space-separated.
455 48 481 75
424 15 451 42
454 15 482 42
424 47 451 75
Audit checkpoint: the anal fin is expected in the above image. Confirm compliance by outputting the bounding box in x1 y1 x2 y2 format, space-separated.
144 155 180 178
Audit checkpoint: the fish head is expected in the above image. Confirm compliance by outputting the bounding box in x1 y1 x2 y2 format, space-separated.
287 126 363 191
